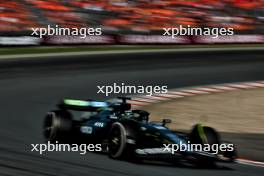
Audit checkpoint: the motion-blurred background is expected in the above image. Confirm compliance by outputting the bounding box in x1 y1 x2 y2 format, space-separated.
0 0 264 45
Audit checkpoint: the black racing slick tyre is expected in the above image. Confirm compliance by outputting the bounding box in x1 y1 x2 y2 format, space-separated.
190 124 220 147
221 142 237 162
43 110 73 143
189 124 220 167
108 122 127 159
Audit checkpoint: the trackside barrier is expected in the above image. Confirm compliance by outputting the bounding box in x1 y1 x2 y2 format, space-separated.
117 35 191 44
0 36 41 46
44 35 115 44
194 35 264 44
0 35 264 46
116 35 264 44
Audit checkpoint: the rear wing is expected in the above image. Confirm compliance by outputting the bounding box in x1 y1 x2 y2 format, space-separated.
58 99 109 111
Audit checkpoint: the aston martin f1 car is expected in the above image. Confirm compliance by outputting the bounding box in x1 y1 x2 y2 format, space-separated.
43 97 236 166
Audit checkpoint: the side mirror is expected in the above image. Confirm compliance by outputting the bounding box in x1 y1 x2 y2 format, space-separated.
162 118 172 126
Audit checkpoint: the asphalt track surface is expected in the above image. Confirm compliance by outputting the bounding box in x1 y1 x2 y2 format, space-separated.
0 50 264 176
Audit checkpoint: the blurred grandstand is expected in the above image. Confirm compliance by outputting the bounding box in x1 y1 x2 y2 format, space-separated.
0 0 264 44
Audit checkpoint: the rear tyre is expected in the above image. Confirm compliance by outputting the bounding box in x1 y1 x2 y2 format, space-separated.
43 110 73 143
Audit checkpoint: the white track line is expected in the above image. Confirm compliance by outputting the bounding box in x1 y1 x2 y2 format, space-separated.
129 98 157 103
244 82 264 88
193 87 224 93
236 158 264 168
167 91 193 96
210 85 238 91
180 89 209 95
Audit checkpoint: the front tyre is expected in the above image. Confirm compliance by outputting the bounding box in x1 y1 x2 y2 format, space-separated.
108 122 127 159
190 124 220 148
189 124 220 167
220 142 237 162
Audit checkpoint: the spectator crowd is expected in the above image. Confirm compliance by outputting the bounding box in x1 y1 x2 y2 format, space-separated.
0 0 263 34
